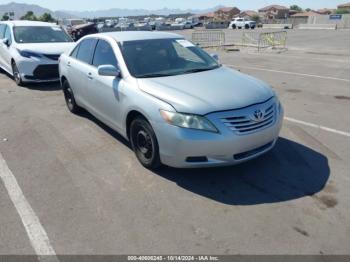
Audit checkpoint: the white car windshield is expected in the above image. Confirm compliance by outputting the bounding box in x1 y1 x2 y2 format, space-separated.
13 26 73 43
119 38 220 78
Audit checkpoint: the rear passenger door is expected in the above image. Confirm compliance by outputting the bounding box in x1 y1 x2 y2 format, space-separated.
87 39 124 131
67 38 97 108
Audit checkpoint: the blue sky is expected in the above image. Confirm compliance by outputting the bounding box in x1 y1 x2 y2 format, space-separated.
1 0 347 11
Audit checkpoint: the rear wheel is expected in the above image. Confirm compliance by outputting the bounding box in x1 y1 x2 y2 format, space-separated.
245 24 250 29
62 80 81 114
130 117 161 170
232 24 236 29
12 61 23 86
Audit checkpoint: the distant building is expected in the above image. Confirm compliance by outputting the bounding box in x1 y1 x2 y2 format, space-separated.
317 8 335 15
258 5 290 19
291 11 320 18
237 10 259 19
337 2 350 12
197 12 215 22
214 7 240 21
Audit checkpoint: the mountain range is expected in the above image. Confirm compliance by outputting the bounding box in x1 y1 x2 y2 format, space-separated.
0 2 225 19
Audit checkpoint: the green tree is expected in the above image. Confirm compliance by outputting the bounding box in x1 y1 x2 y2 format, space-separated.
305 8 311 12
20 11 38 21
1 13 10 21
251 14 261 23
336 9 349 14
290 5 303 12
39 13 55 22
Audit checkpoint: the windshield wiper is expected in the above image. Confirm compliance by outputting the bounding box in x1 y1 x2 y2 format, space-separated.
137 73 177 78
182 66 220 74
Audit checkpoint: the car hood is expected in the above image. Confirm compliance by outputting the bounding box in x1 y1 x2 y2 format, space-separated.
137 66 274 115
16 42 75 55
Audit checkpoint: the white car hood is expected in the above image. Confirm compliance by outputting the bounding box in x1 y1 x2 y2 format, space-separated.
16 42 75 55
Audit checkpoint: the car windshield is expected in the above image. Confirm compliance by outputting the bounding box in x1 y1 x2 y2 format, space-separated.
119 38 220 78
13 26 73 44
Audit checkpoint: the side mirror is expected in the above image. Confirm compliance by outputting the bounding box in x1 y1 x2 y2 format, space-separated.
98 65 121 77
2 38 10 46
211 53 219 61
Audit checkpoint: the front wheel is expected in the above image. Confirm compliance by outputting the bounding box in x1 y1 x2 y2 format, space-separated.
130 117 161 170
245 24 250 29
12 61 23 86
232 24 236 29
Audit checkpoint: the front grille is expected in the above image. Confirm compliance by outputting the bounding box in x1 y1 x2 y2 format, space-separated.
43 54 60 61
32 64 59 80
220 101 275 135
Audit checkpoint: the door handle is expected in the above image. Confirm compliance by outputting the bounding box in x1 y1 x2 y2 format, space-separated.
67 61 71 67
87 72 93 80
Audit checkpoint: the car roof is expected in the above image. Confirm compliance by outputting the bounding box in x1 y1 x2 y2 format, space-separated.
92 31 183 42
0 20 57 27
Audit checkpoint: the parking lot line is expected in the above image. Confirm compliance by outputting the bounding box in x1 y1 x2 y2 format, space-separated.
227 65 350 82
0 152 59 261
285 117 350 138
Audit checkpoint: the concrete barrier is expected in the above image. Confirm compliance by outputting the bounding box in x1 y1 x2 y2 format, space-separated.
297 24 337 30
263 24 293 29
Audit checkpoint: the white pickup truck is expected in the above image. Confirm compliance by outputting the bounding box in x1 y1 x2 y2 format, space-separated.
229 18 256 29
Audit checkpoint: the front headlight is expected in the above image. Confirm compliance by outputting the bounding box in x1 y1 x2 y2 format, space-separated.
17 49 42 59
274 96 282 114
160 110 218 133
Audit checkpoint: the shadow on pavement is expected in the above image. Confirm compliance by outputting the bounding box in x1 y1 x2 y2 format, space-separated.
154 138 330 205
74 109 330 206
24 81 62 91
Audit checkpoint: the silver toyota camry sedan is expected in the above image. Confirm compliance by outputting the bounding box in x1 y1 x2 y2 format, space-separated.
59 31 284 169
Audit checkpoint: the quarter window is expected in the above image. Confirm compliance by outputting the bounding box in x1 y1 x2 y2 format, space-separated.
4 25 12 45
76 38 97 64
70 45 80 58
0 24 6 39
92 40 118 68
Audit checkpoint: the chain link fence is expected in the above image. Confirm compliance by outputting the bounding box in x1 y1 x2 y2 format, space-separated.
191 30 225 48
242 31 287 51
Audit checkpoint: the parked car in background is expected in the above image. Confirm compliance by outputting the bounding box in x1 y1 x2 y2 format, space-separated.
59 32 283 169
0 20 74 86
70 23 98 41
229 17 256 29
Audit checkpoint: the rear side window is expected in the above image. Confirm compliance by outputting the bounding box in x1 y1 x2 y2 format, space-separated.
76 38 97 64
92 40 118 68
0 24 6 39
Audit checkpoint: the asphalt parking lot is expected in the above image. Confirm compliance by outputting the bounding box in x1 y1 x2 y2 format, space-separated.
0 29 350 257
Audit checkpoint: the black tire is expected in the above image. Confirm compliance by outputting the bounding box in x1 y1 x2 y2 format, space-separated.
62 80 81 114
12 61 23 86
130 117 161 169
232 24 236 29
245 24 250 29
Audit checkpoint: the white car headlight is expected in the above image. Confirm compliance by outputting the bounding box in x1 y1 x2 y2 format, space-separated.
160 110 218 133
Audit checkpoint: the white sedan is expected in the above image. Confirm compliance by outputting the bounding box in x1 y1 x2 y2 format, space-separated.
0 20 74 86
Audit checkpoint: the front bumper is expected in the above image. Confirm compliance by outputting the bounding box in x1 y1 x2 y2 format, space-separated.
16 58 60 83
153 100 284 168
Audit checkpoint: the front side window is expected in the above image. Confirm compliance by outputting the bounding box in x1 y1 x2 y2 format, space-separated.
92 40 118 68
119 38 220 78
13 26 73 43
76 38 97 64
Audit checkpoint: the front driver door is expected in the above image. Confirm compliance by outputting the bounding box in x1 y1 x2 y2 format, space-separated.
86 39 125 132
